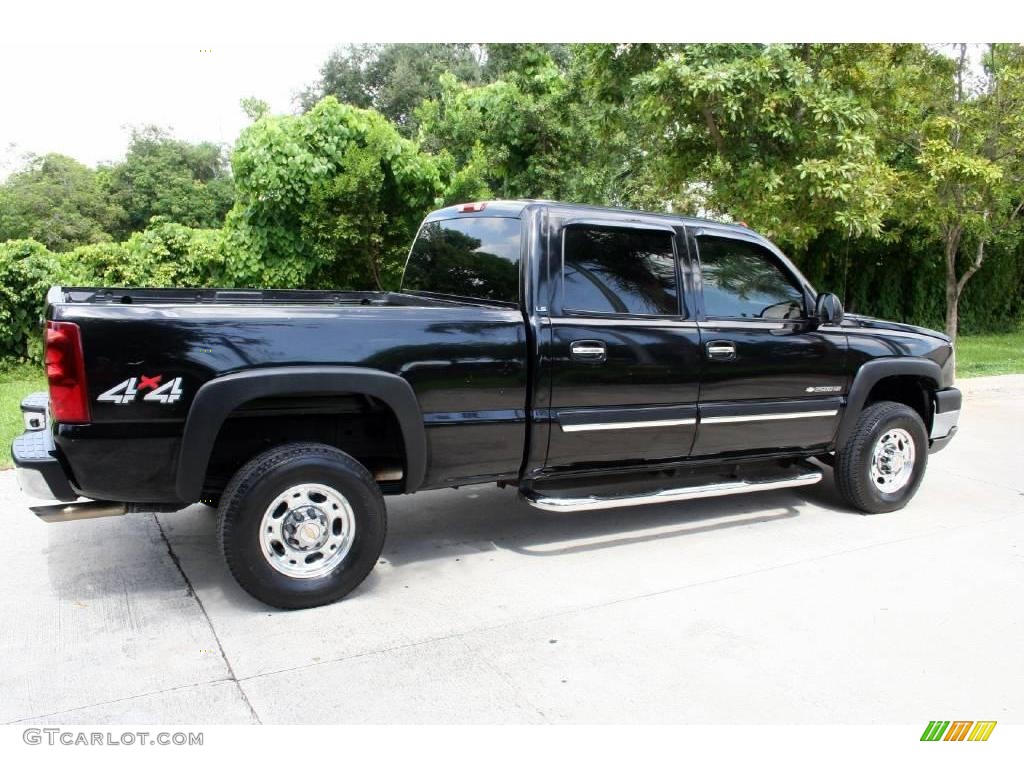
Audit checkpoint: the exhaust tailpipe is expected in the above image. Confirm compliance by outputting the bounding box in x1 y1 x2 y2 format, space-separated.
31 500 128 523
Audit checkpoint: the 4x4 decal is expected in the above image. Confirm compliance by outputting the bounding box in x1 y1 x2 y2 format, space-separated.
97 375 183 405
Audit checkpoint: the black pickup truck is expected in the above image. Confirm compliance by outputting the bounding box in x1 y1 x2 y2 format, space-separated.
13 200 961 608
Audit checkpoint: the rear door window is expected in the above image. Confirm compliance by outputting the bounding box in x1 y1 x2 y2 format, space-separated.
561 225 679 316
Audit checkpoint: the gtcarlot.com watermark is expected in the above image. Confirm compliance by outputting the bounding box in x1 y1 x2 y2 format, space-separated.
23 728 203 746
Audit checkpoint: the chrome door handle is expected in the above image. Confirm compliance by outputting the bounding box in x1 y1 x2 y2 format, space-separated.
570 340 607 361
705 340 736 361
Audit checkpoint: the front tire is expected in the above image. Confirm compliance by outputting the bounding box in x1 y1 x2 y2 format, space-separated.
217 443 387 609
835 401 928 514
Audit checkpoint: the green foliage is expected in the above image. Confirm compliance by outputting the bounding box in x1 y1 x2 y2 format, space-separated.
103 127 234 240
417 50 613 203
482 44 570 81
0 240 64 361
300 44 485 135
224 97 443 289
577 44 898 249
890 44 1024 337
0 224 226 363
2 42 1024 367
67 221 226 288
574 43 1024 338
0 154 122 251
0 131 233 252
240 97 270 121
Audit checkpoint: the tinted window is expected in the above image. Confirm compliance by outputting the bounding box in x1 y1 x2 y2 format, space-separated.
403 217 521 304
697 236 805 319
562 225 678 316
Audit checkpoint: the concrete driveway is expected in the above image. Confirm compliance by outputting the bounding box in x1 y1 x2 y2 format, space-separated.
2 375 1022 725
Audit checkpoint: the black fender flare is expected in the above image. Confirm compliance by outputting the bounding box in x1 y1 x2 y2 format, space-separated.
175 366 427 501
835 358 942 448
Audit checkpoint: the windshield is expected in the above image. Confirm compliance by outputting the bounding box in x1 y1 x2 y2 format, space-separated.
402 216 522 304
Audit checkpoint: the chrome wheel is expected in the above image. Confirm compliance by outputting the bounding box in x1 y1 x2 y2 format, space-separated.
259 483 356 579
869 428 916 494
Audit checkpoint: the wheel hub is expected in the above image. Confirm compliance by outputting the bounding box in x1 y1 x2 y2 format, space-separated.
870 428 916 494
283 507 329 550
259 483 356 579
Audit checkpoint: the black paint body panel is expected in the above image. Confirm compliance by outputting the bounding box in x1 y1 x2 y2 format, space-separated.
51 297 529 500
37 201 958 503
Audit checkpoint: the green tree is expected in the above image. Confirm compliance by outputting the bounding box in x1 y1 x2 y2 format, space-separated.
894 44 1024 339
240 97 270 122
417 47 612 203
482 44 570 80
103 127 234 240
0 154 122 251
224 97 444 289
300 44 485 135
577 44 898 250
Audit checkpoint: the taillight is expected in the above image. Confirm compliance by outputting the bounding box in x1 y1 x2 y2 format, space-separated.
457 202 487 213
45 320 90 423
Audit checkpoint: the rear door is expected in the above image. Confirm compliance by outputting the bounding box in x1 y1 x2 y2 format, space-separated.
689 229 848 456
542 215 702 470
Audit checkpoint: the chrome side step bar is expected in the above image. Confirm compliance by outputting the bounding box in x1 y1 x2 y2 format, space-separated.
520 462 822 513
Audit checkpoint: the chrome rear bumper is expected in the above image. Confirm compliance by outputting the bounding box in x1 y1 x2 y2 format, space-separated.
11 393 78 502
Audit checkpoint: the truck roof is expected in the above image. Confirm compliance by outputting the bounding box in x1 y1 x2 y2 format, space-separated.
425 199 753 235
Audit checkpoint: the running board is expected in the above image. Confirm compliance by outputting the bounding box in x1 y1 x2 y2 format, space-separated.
520 462 822 513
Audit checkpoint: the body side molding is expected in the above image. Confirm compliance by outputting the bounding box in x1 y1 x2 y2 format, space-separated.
835 357 942 448
175 366 427 501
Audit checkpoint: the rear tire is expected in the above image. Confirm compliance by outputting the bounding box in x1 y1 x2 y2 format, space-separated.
217 443 386 609
835 401 928 514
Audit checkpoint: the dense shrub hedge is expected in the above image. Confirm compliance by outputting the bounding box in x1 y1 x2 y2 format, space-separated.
0 222 228 363
0 240 64 363
794 232 1024 335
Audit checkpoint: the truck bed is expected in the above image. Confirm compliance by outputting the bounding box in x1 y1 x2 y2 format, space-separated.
45 285 530 501
51 286 471 308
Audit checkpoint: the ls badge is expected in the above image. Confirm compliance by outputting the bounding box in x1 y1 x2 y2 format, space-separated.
98 375 184 405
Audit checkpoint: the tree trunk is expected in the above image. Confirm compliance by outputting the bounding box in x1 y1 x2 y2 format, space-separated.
944 224 988 341
943 226 963 340
945 284 959 341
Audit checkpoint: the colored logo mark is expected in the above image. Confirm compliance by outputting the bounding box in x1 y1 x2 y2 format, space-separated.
920 720 997 741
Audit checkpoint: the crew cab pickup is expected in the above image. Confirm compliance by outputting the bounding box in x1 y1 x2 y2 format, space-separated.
13 200 961 608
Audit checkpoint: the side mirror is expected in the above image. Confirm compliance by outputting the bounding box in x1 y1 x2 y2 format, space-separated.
814 292 844 326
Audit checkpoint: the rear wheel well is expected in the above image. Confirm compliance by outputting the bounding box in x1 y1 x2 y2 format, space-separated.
863 376 932 432
202 394 407 499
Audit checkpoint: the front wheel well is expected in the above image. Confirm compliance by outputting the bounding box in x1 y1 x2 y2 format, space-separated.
202 394 407 498
862 375 933 433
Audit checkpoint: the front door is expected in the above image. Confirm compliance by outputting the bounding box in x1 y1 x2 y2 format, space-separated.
543 217 702 471
689 230 848 456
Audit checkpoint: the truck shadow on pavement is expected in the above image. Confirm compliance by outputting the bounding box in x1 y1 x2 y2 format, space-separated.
380 483 815 565
40 471 846 610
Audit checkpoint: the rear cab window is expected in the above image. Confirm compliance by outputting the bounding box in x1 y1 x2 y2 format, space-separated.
402 216 522 305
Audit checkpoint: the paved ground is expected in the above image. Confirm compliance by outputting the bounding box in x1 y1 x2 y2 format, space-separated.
2 375 1022 725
